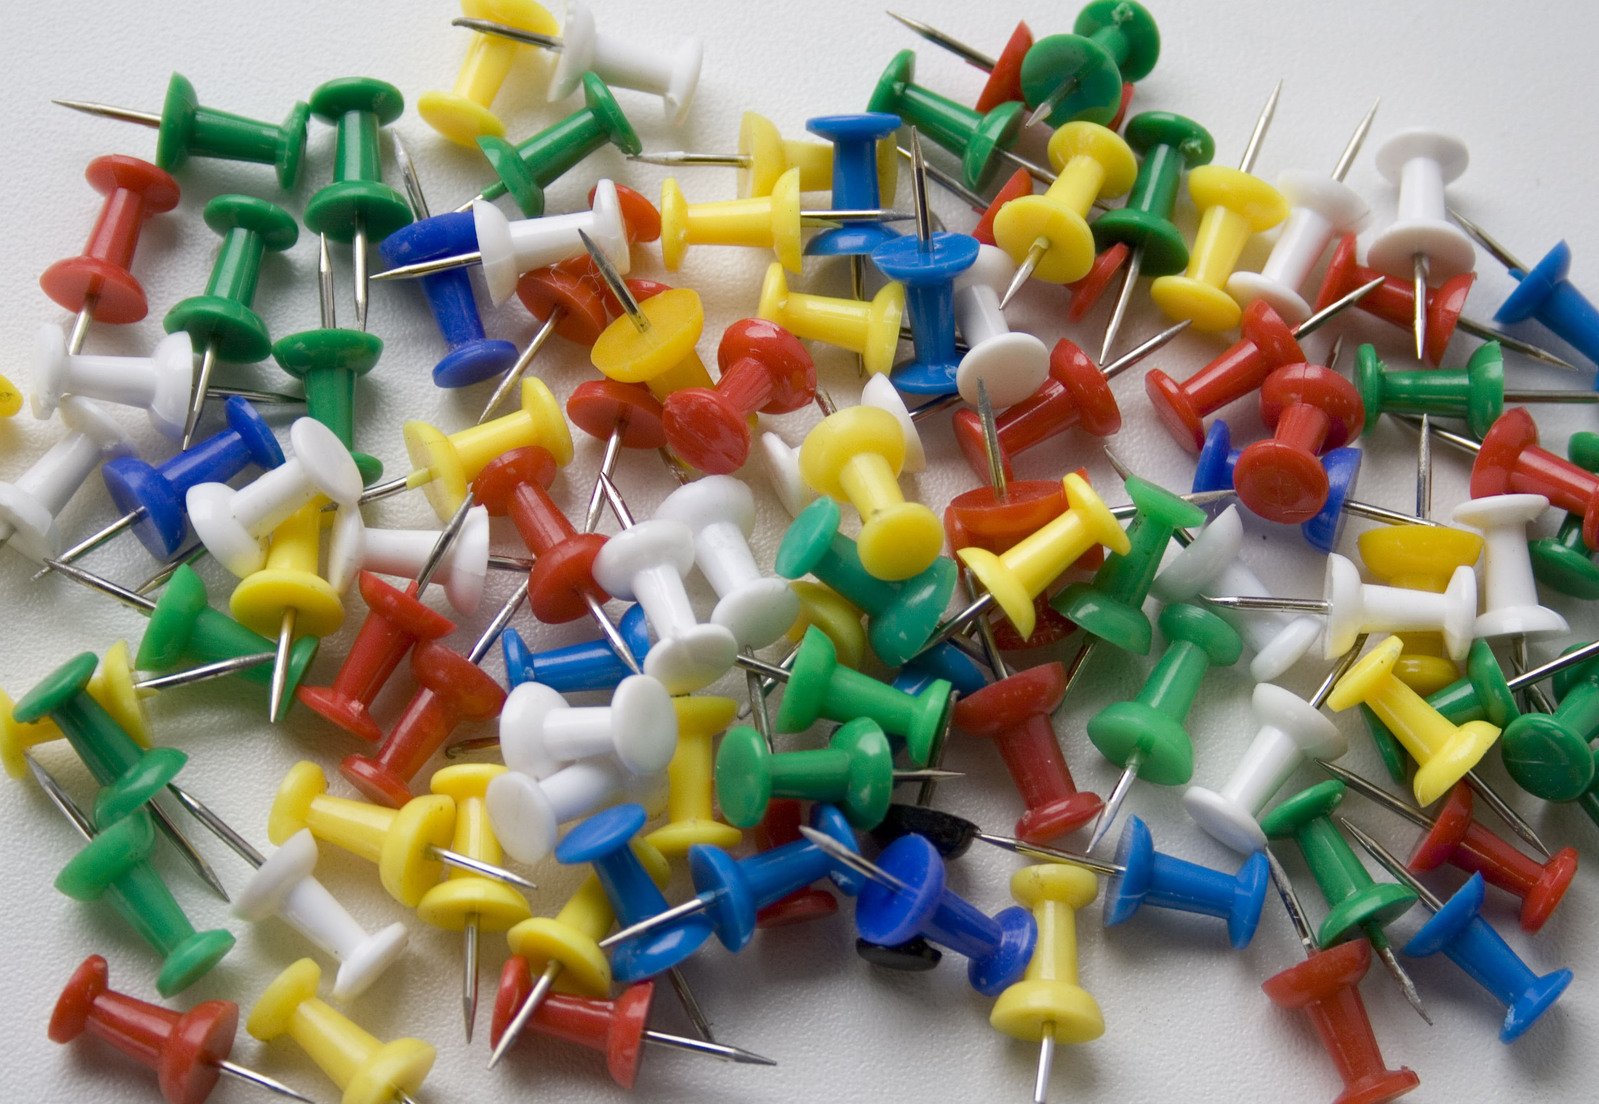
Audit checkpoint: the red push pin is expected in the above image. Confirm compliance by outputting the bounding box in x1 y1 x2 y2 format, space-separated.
491 964 773 1083
297 572 456 743
885 13 1035 114
955 662 1103 843
662 318 817 475
568 379 667 531
1234 346 1364 525
1313 233 1470 367
1472 406 1599 551
40 156 182 353
341 636 508 807
49 955 312 1104
754 798 840 928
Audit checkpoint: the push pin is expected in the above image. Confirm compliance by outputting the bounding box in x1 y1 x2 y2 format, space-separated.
55 73 310 189
1528 431 1599 598
886 12 1036 113
419 0 560 146
644 695 742 858
806 112 905 262
1453 492 1569 640
1260 781 1428 1022
1093 112 1215 362
951 244 1050 404
1325 764 1576 934
1258 853 1421 1104
327 507 490 616
1019 2 1162 128
979 817 1269 949
39 155 180 353
164 194 299 447
867 50 1024 189
247 959 434 1104
1150 81 1288 332
272 234 385 480
1499 639 1599 801
497 675 676 789
1345 822 1572 1043
1451 210 1599 370
1227 102 1378 324
1086 602 1242 852
0 397 134 563
1356 522 1488 694
756 262 905 377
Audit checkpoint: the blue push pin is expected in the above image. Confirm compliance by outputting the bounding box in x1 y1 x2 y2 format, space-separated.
378 211 518 388
1192 419 1365 554
1452 211 1599 374
502 605 651 695
1344 820 1572 1044
892 638 989 699
806 114 902 258
555 803 716 985
871 128 980 396
597 804 866 966
847 831 1037 996
86 396 285 561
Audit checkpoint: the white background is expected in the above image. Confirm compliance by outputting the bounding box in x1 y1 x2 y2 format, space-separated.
0 1 1595 1101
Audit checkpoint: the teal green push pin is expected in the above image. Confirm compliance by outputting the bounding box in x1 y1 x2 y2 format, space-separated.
55 72 311 190
1530 431 1599 599
1019 2 1161 129
164 194 299 449
1092 112 1214 363
272 234 384 484
867 49 1024 190
1499 641 1599 801
1261 780 1430 1023
736 626 954 767
458 73 641 217
1051 476 1207 655
714 717 953 830
1084 602 1240 852
304 77 413 334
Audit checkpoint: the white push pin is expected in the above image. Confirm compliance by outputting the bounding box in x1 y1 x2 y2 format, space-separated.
372 180 631 307
952 244 1048 406
591 482 739 694
1205 552 1477 662
232 828 409 1002
655 475 799 650
32 325 195 440
499 674 676 781
1451 494 1568 640
186 417 364 578
1364 128 1475 361
326 504 491 615
1151 506 1321 682
0 397 134 562
487 755 633 865
1226 102 1378 324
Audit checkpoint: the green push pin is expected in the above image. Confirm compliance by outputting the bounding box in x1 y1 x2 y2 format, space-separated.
1499 642 1599 801
1530 431 1599 599
55 72 311 190
1084 602 1240 851
303 77 414 334
55 807 235 997
745 626 953 767
715 717 948 830
1019 1 1161 129
463 73 641 217
164 194 299 449
866 49 1024 190
1259 780 1430 1023
272 234 384 484
1092 112 1214 363
1051 476 1207 655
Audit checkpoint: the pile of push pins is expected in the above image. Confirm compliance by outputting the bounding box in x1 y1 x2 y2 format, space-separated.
9 2 1599 1102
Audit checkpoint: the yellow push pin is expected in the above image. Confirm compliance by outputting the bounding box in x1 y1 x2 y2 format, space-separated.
799 406 943 582
1357 524 1484 694
418 0 559 147
0 372 20 417
645 695 743 858
230 502 345 724
991 864 1105 1104
1151 81 1289 332
1326 636 1502 807
590 286 715 401
360 378 573 516
951 473 1130 640
993 122 1137 305
662 167 804 272
756 263 905 378
247 958 435 1104
419 764 531 1043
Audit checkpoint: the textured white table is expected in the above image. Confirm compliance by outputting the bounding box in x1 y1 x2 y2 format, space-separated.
0 1 1594 1101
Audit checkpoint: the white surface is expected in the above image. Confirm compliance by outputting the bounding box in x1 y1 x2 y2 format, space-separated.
2 1 1597 1102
